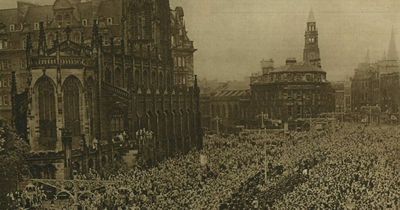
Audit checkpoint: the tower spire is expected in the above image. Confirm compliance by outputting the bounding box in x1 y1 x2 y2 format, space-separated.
387 27 398 61
308 9 315 23
303 9 321 68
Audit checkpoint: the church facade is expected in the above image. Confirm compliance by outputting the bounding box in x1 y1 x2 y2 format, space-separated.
1 0 201 179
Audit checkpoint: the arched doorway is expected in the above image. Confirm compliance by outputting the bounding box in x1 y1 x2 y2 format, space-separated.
36 76 57 149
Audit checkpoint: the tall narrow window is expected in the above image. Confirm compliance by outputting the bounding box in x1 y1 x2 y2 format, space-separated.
63 76 81 137
37 76 56 147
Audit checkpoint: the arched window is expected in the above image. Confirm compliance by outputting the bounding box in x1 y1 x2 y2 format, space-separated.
159 72 164 89
134 70 139 86
143 70 149 88
151 71 156 86
37 76 56 147
63 76 81 137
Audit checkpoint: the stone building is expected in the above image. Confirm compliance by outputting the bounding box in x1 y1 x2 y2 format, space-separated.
331 80 351 114
171 7 196 88
250 10 334 124
209 89 250 133
199 79 250 133
350 61 380 112
1 0 201 179
351 28 400 116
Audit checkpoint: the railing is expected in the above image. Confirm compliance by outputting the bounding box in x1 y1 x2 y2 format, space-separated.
102 82 129 99
30 56 92 67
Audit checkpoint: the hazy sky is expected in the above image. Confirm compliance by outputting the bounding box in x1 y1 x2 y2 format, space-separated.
1 0 400 81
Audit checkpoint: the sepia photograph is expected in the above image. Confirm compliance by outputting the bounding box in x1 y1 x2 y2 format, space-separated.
0 0 399 209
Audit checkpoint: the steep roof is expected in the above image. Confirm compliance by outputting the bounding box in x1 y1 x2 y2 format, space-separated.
53 0 74 10
213 89 250 98
0 9 18 26
24 5 53 24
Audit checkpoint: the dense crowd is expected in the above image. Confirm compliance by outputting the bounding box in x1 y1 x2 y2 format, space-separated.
273 125 400 209
7 123 400 209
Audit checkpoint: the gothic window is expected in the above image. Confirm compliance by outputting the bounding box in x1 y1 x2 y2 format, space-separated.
37 76 56 143
143 70 149 88
63 76 81 137
159 72 164 89
151 71 156 86
134 70 139 86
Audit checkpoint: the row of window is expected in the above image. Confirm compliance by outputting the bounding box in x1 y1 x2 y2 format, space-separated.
0 60 11 70
0 78 11 88
30 17 115 31
175 56 187 68
0 94 10 106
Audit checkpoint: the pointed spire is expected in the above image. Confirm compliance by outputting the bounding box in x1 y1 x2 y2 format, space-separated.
308 9 315 22
387 27 398 61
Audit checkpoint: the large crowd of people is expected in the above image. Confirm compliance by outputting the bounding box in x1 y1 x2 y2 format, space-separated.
6 123 400 209
273 125 400 209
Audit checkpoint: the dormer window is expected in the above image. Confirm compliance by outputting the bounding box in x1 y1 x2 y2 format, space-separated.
82 19 88 27
9 24 15 32
107 17 113 25
34 23 40 30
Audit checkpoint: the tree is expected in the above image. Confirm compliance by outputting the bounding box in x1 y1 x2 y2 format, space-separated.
0 121 30 209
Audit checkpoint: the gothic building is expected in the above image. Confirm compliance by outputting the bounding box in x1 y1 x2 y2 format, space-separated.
0 0 201 179
351 28 400 117
250 10 334 124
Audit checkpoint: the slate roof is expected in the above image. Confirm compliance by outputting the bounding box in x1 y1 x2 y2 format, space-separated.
213 89 250 98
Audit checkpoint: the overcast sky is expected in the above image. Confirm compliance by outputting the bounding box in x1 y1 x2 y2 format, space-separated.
1 0 400 81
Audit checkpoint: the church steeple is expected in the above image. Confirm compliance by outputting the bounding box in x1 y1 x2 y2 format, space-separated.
303 9 321 68
387 27 398 61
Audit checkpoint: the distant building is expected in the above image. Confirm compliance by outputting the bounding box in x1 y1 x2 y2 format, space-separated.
250 10 334 124
199 79 250 133
351 28 400 115
171 7 196 87
332 80 351 114
209 89 250 133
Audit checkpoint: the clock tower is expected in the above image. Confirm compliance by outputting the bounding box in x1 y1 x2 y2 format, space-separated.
303 9 321 68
